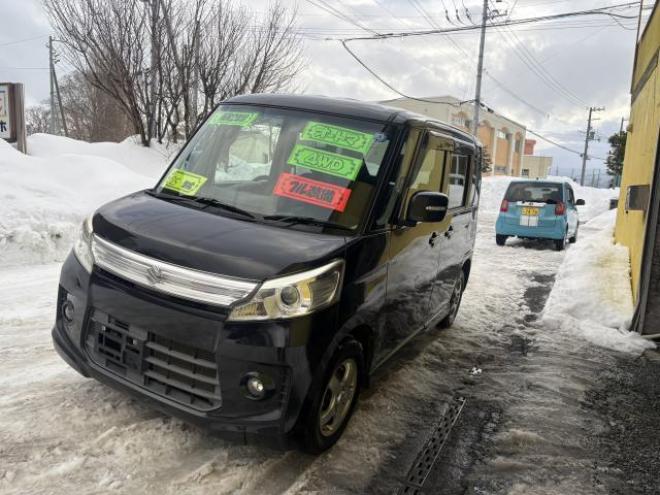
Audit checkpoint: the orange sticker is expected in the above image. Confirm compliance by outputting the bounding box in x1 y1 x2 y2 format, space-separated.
273 173 352 212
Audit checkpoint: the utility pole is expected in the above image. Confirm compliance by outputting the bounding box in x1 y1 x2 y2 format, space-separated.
48 36 57 134
580 106 604 186
471 0 488 137
148 0 160 143
620 117 627 134
636 0 645 43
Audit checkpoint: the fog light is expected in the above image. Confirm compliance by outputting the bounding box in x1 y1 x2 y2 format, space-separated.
62 300 75 323
246 376 265 399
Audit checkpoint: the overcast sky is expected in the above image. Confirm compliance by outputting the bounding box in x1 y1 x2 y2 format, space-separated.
0 0 654 179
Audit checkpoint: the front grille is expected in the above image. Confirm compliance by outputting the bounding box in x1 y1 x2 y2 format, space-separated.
87 311 222 411
91 235 258 307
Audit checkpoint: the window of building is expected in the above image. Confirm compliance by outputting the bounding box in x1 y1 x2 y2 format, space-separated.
521 168 530 177
515 138 522 153
447 154 470 208
496 129 507 140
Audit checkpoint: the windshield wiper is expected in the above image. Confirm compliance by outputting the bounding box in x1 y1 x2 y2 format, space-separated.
263 214 353 232
192 197 262 220
148 190 260 220
147 190 206 208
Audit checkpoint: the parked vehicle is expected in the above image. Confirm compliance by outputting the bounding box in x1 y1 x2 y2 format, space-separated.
52 94 482 452
495 180 584 251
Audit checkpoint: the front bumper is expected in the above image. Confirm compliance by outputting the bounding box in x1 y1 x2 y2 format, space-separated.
53 252 337 441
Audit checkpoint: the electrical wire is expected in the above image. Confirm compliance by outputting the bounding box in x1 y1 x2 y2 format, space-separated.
342 1 645 41
303 0 381 36
340 39 472 106
492 24 588 107
0 34 49 48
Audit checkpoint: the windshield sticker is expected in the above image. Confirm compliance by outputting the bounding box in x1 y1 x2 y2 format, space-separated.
301 122 375 154
208 111 259 127
273 173 351 212
163 169 207 195
288 144 363 181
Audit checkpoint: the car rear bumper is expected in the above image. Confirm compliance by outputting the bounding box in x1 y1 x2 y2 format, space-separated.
496 217 566 240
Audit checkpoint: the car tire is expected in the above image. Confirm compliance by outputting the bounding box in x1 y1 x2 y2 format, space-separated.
554 235 567 251
496 234 507 246
569 228 578 244
300 339 364 454
439 270 465 329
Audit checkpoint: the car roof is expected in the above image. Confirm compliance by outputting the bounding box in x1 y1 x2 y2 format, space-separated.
224 93 479 146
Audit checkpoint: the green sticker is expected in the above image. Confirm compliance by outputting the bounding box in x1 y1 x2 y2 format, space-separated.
208 111 259 127
163 169 208 195
288 144 363 181
301 121 375 155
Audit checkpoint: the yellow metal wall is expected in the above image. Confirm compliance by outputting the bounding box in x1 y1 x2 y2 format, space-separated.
614 6 660 300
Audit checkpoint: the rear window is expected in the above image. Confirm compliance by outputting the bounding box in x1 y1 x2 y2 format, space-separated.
505 182 563 203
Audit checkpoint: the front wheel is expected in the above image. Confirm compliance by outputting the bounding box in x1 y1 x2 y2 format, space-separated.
439 270 465 329
300 339 363 453
569 228 578 244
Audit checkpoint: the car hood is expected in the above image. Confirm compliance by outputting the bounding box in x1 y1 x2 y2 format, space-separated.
92 191 348 281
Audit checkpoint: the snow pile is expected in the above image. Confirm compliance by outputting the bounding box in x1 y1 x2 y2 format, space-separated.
480 175 618 222
543 209 655 355
0 135 169 267
27 133 174 178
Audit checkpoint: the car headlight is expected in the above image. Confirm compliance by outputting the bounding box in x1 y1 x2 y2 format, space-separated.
73 215 94 273
228 260 344 321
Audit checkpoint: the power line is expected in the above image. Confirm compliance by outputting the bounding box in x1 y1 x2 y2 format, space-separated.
483 69 549 116
0 34 49 48
342 2 645 41
340 39 472 106
492 24 588 107
303 0 381 36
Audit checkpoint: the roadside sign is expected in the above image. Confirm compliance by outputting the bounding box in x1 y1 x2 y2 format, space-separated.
0 82 26 152
0 84 11 140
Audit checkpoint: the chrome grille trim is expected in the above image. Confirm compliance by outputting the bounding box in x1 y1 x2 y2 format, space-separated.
91 235 258 306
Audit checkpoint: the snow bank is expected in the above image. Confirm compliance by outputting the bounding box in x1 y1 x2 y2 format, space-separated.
543 209 655 355
480 175 618 223
27 134 174 179
0 135 169 267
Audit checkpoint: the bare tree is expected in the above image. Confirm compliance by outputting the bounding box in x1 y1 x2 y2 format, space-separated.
43 0 304 146
59 72 134 142
26 104 51 135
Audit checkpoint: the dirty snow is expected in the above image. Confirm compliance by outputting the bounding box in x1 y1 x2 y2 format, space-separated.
0 138 655 495
543 208 655 354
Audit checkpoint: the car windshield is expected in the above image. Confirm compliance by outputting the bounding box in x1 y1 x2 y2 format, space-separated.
505 182 563 204
155 105 394 232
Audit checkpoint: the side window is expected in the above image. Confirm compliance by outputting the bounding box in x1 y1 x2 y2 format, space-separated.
406 146 446 205
567 187 575 205
447 154 470 209
468 155 480 207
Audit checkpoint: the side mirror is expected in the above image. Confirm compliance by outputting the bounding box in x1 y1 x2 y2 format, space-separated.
576 199 586 206
407 192 449 224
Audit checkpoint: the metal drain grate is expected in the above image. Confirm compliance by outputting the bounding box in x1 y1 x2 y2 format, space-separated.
398 397 466 495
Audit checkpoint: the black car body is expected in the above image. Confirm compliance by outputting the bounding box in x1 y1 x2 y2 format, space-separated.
52 94 482 451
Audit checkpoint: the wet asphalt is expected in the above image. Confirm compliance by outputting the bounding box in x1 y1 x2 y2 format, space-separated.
362 269 660 495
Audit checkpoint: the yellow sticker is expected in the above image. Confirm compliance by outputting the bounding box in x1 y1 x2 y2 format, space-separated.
163 169 207 196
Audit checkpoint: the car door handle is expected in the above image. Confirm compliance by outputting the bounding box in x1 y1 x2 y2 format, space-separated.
444 225 454 239
429 231 439 247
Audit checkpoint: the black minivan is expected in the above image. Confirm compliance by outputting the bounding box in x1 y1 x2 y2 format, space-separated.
52 94 482 452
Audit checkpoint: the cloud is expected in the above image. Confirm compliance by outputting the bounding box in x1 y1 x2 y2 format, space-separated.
0 0 650 175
